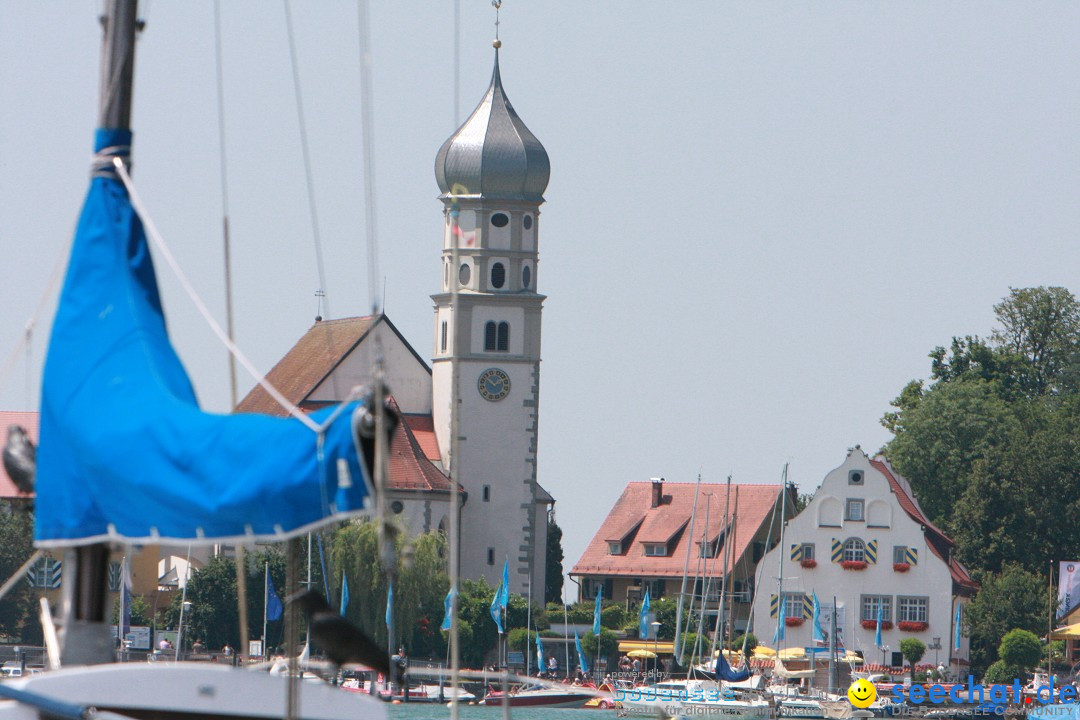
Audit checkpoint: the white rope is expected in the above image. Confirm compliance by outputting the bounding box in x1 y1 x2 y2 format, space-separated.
112 157 320 433
0 237 71 402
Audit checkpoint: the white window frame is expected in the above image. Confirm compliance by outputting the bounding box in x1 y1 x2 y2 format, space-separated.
802 543 815 561
843 538 865 562
608 542 621 555
782 592 803 620
845 498 865 521
860 594 892 622
893 545 908 564
643 543 667 557
898 596 929 623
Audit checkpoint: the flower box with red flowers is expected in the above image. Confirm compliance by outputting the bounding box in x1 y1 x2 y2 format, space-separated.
861 619 893 630
841 560 868 570
893 562 911 573
898 621 928 632
800 558 817 569
785 617 804 627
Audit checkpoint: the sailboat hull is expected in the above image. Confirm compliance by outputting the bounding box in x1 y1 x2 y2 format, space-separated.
0 663 387 720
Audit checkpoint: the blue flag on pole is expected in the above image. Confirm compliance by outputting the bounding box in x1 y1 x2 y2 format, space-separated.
441 587 455 631
575 629 589 674
490 583 505 634
500 558 510 607
386 580 394 634
266 573 283 622
340 574 350 617
639 588 651 638
812 592 824 643
593 587 603 635
536 632 545 671
954 603 963 651
773 595 786 644
875 600 883 647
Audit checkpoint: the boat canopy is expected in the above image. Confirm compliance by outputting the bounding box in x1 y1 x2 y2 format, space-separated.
34 130 373 547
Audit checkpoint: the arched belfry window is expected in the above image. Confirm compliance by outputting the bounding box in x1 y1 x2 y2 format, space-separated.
484 321 510 352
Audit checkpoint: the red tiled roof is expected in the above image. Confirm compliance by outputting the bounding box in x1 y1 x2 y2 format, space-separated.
235 316 378 416
0 411 37 499
402 415 440 463
871 456 978 594
387 400 451 493
571 481 784 578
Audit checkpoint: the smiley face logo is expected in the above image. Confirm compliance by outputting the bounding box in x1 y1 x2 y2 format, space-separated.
847 678 877 708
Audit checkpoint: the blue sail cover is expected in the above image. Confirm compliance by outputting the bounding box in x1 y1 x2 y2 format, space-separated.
34 129 372 546
714 652 752 682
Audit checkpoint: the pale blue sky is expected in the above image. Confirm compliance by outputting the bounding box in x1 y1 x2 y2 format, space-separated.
2 2 1079 599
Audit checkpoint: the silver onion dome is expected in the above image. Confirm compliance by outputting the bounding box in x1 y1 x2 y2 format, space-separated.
435 50 550 202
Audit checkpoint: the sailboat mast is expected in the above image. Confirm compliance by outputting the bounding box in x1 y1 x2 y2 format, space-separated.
63 0 139 667
774 463 789 651
673 473 702 662
709 476 732 659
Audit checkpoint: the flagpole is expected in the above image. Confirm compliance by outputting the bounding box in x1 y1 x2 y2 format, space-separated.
263 562 269 660
563 601 570 679
118 555 126 651
526 575 532 678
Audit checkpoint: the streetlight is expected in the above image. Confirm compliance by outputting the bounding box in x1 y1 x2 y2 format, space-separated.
176 600 192 661
651 621 661 683
881 644 890 671
929 638 942 678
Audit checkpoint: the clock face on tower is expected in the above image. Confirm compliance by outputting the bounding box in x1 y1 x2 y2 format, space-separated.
478 368 511 401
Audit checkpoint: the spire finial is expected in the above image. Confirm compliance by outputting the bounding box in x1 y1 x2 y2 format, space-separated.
492 0 502 48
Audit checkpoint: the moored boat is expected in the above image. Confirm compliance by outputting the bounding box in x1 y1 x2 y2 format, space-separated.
481 683 594 708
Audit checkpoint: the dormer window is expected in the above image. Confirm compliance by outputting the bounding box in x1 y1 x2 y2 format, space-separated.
643 543 667 557
608 542 622 555
698 539 720 558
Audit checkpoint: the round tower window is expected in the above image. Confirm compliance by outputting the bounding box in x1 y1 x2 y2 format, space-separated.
522 265 531 288
459 263 471 286
523 215 533 230
491 262 506 289
491 213 509 228
391 500 404 514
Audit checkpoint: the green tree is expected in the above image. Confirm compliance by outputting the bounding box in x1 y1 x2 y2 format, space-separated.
0 508 36 642
900 638 926 680
964 565 1052 676
998 629 1041 670
582 628 618 665
651 597 678 640
546 515 564 604
991 287 1080 396
329 523 449 658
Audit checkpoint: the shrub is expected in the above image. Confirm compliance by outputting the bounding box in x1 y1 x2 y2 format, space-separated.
983 659 1023 684
998 629 1041 669
900 637 926 667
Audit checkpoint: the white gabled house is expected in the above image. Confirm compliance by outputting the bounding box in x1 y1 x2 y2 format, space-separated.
751 448 977 669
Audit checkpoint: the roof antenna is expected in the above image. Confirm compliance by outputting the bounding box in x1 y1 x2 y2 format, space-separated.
492 0 502 49
314 288 325 322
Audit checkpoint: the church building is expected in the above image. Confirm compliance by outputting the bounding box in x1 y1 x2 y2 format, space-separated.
236 46 553 597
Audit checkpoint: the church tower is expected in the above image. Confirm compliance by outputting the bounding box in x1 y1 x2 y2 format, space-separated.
431 45 551 597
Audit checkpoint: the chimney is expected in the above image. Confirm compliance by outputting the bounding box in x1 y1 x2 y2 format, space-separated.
650 477 664 508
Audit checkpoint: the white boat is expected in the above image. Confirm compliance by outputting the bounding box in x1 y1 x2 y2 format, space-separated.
0 663 386 720
480 683 593 708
